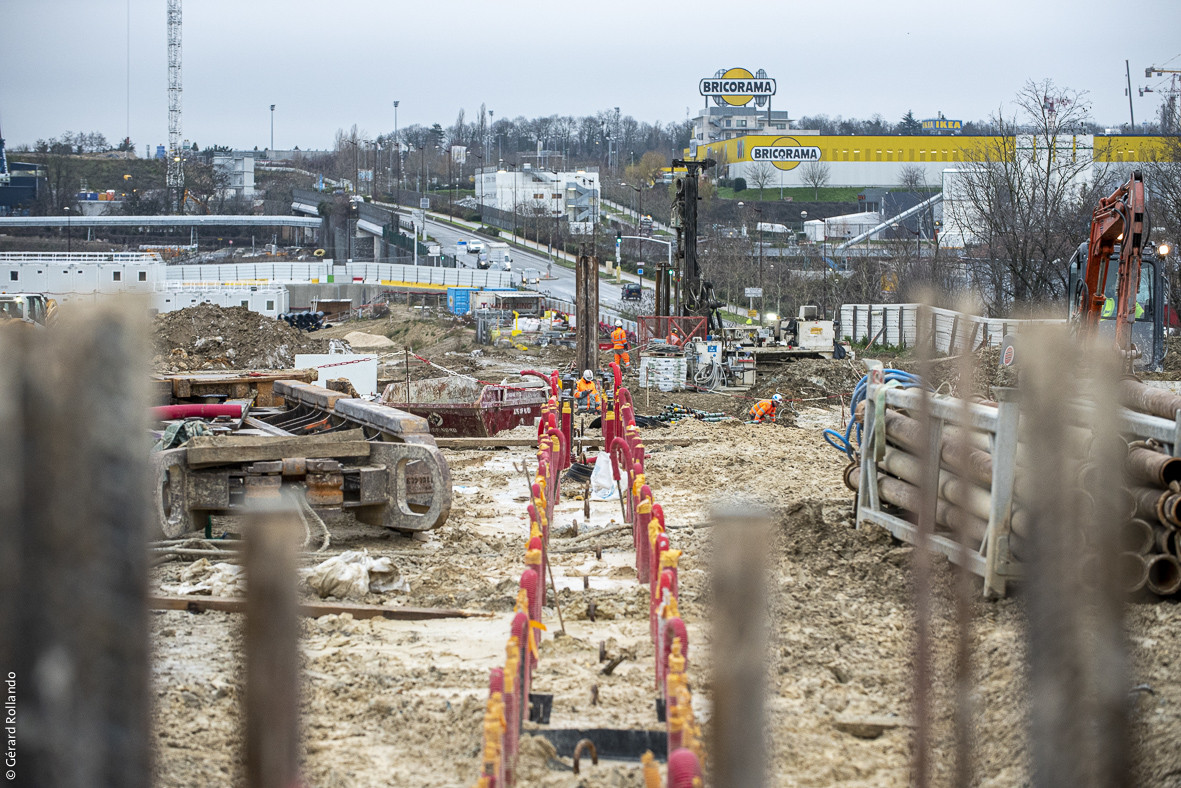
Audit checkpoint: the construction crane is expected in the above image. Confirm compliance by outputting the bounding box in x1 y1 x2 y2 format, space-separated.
166 0 183 213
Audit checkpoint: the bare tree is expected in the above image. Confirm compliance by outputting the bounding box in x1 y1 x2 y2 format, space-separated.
746 161 776 195
800 160 831 199
898 164 927 193
952 79 1108 314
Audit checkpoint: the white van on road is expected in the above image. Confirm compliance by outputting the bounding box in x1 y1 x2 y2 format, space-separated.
522 268 541 285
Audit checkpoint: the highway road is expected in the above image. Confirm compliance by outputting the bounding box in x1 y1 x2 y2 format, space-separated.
417 215 632 316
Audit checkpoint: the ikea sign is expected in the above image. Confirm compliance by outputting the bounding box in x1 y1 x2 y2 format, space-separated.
922 118 962 131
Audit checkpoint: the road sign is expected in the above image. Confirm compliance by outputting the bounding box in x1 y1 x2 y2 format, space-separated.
744 287 764 298
419 198 430 210
637 268 644 275
748 309 759 318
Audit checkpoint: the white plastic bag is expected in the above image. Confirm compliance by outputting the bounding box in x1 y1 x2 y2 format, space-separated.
589 451 619 500
304 549 409 599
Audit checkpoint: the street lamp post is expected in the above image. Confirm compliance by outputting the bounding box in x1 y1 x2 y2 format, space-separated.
269 104 275 152
753 205 764 315
392 100 399 196
64 206 71 254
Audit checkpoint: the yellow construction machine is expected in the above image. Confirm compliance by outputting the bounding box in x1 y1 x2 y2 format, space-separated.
0 293 57 328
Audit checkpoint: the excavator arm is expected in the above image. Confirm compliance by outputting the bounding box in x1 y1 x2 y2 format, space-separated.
1079 170 1146 352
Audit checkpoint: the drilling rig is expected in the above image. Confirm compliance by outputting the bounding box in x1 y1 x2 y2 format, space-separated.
670 158 723 333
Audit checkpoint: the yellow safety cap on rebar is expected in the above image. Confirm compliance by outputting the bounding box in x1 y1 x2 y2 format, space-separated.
660 549 681 570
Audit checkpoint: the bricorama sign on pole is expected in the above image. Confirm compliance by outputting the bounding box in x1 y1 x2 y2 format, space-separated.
699 67 776 107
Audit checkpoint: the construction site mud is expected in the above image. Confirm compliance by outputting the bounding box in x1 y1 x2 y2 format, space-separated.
146 401 1181 787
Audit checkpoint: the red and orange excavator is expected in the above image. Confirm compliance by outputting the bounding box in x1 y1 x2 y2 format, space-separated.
1069 170 1166 370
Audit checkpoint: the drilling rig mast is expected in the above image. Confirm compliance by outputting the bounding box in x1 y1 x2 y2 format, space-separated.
166 0 183 212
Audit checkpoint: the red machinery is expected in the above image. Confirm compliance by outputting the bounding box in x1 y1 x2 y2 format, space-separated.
1077 170 1147 353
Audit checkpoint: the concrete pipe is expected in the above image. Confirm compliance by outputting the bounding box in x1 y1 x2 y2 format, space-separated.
1131 486 1181 528
1119 378 1181 422
1145 553 1181 596
1124 518 1157 555
881 447 993 523
1127 446 1181 487
847 468 987 545
1152 521 1176 554
1117 551 1150 594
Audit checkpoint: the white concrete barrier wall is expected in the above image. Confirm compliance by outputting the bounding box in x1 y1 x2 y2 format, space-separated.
166 261 512 289
841 303 1066 354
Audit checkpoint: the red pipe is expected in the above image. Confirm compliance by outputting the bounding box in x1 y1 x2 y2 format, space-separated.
609 361 622 390
152 403 242 420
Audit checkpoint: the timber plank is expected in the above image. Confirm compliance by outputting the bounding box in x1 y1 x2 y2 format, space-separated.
184 428 371 467
149 595 492 620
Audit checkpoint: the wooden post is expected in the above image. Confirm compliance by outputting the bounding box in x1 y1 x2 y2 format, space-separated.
244 497 303 788
709 504 772 788
576 248 600 374
0 302 153 787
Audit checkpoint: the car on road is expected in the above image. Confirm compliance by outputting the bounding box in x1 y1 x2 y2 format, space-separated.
622 283 642 301
522 268 541 285
467 240 485 254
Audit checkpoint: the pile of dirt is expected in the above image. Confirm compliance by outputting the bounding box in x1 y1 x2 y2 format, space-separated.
153 304 325 371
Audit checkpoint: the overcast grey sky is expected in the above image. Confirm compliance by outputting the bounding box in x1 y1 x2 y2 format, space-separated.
3 0 1179 151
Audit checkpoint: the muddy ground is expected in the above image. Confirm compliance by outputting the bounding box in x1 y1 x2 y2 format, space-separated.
148 309 1181 786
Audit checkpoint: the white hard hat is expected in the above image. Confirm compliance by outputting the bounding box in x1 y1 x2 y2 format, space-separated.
615 320 623 327
583 370 593 380
772 393 783 402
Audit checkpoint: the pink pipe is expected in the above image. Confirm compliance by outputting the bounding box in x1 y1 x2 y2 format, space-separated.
636 484 653 584
609 361 622 390
667 748 701 787
521 369 558 397
152 403 242 420
661 616 688 700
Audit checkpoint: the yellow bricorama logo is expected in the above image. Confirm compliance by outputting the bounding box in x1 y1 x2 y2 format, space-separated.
698 67 776 107
749 137 823 171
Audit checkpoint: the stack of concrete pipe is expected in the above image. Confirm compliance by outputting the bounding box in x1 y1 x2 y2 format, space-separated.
844 379 1181 597
1119 379 1181 597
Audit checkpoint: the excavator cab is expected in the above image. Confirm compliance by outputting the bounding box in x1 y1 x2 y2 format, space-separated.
1068 242 1166 371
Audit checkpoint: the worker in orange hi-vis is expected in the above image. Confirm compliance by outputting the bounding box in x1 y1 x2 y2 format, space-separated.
667 326 682 346
574 369 602 414
611 320 630 370
748 393 783 423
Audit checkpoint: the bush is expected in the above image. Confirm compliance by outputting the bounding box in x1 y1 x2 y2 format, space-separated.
717 177 733 189
462 210 481 222
733 177 747 192
479 225 500 237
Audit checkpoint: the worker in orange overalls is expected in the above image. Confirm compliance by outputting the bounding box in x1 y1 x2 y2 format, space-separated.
748 393 783 423
667 326 682 346
574 369 602 414
611 320 630 370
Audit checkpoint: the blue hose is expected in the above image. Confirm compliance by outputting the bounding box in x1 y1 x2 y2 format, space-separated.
825 369 925 459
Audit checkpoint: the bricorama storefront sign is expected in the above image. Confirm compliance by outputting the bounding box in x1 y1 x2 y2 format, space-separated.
748 137 823 170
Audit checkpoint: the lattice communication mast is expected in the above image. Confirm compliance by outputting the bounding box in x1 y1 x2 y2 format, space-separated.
166 0 183 212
